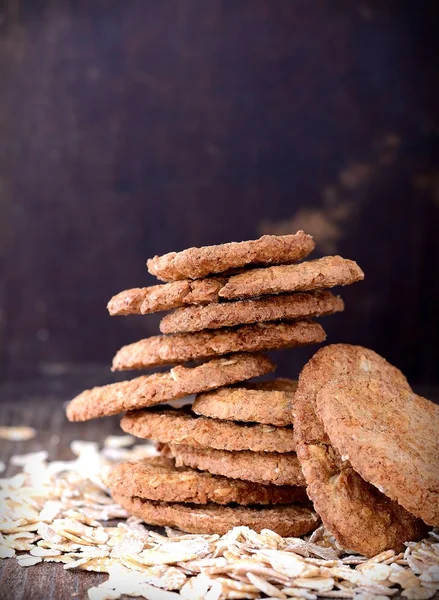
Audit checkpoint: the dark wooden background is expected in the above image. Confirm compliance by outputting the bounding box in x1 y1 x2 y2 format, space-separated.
1 0 439 389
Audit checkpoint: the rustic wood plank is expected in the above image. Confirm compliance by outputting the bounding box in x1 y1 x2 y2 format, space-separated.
0 379 121 600
0 558 29 600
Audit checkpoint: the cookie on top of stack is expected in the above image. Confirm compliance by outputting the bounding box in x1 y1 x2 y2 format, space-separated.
66 232 364 536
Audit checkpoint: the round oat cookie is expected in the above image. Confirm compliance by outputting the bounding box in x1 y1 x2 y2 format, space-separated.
316 375 439 527
107 278 225 316
192 379 297 426
66 353 274 422
107 456 305 505
159 290 343 334
112 493 320 536
219 256 364 300
121 406 296 453
163 444 305 486
293 344 426 556
147 232 315 282
112 321 325 371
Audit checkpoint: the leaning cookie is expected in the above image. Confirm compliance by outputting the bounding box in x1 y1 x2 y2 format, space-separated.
107 277 225 316
66 353 274 421
107 456 306 505
112 493 320 537
147 231 315 282
192 379 297 426
159 290 343 334
121 406 296 453
112 321 325 371
316 375 439 527
163 444 305 486
219 256 364 300
293 344 426 557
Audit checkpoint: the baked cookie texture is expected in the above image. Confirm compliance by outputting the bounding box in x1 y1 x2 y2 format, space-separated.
294 344 410 447
107 456 306 505
219 256 364 300
297 443 426 557
192 379 297 426
67 353 274 421
112 321 325 371
112 493 320 537
147 232 315 282
316 375 439 527
293 344 427 557
163 444 305 486
69 233 375 541
121 406 296 453
107 278 225 316
159 290 343 334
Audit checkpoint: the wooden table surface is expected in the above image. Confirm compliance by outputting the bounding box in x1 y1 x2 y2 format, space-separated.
0 374 124 600
0 374 438 600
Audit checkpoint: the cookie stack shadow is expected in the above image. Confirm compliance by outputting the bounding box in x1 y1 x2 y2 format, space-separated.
66 232 364 537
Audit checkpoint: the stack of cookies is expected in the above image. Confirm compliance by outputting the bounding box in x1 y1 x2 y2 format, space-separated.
66 232 364 537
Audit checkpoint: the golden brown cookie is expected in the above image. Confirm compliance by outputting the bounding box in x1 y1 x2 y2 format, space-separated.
294 344 410 447
192 379 297 426
112 321 325 371
107 278 225 316
163 444 305 486
293 344 426 556
219 256 364 300
66 353 274 422
147 232 315 282
159 290 343 334
107 456 305 505
316 375 439 527
112 493 320 536
121 406 296 453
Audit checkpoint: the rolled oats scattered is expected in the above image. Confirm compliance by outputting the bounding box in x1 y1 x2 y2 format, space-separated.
384 553 405 565
180 573 211 599
361 563 393 581
204 580 223 600
247 572 287 598
282 588 317 599
308 526 325 544
342 556 367 566
255 549 313 578
0 545 15 558
6 540 35 552
211 576 257 592
16 554 43 567
30 547 62 557
0 426 36 441
353 583 399 596
223 592 260 599
285 539 340 561
354 595 390 600
401 587 437 600
295 577 335 592
318 591 354 598
88 589 120 600
420 565 439 583
406 555 426 575
103 435 136 449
